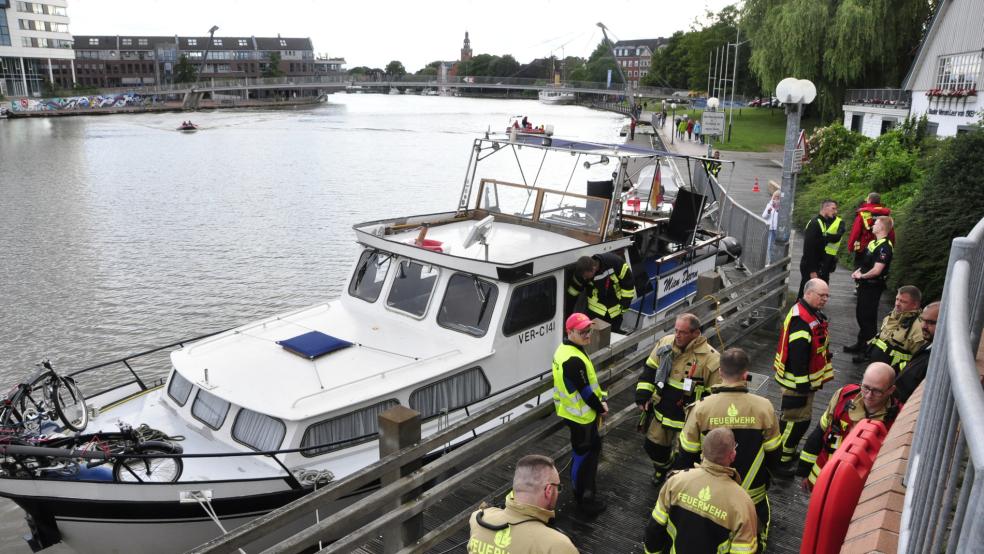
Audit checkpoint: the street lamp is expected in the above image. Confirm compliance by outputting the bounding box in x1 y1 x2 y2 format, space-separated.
771 78 816 265
193 25 220 87
670 102 677 145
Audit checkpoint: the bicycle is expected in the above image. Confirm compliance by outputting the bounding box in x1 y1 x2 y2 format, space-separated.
0 360 88 435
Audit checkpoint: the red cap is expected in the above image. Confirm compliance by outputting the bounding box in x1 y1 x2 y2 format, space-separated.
565 313 593 333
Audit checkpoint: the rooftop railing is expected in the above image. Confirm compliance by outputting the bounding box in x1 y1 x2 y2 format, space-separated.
845 88 912 109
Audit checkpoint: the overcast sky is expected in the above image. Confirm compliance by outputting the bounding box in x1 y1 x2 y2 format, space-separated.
69 0 738 71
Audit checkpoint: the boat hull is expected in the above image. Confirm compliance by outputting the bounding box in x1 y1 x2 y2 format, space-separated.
0 476 322 553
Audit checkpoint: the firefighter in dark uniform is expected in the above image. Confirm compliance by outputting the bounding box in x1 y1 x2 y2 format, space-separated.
861 285 925 367
676 347 780 551
845 216 894 356
567 253 636 333
468 454 579 553
798 363 901 490
773 278 834 475
798 200 842 298
644 428 758 554
636 313 721 486
552 313 608 515
703 150 723 180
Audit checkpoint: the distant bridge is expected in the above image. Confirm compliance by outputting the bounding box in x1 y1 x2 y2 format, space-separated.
89 75 687 110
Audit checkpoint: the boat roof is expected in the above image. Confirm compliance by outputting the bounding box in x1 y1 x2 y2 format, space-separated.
493 133 679 159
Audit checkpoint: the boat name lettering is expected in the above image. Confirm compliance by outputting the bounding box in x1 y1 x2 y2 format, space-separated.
662 268 699 292
517 322 556 344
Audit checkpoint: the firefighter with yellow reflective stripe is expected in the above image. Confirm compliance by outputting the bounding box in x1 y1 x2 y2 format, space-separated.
644 427 758 554
861 285 925 370
675 348 780 552
797 363 901 490
636 313 721 486
798 200 840 298
818 210 844 283
566 253 636 333
468 454 579 554
773 279 834 477
552 313 609 515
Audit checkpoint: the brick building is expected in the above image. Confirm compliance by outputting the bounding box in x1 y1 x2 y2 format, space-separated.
613 38 666 88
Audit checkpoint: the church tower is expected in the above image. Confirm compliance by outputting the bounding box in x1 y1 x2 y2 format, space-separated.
460 31 473 62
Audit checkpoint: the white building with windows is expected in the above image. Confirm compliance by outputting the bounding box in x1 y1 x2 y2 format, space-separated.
842 0 982 138
0 0 74 97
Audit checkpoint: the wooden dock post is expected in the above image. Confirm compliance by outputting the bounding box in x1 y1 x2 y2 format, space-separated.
378 405 423 553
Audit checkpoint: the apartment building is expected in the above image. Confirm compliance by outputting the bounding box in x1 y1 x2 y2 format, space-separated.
613 38 666 88
0 0 74 97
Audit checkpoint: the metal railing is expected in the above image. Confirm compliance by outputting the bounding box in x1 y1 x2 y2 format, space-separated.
844 88 912 109
899 216 984 553
692 163 770 272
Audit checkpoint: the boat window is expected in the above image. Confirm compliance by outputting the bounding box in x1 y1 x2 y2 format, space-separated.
437 274 499 337
349 250 392 303
300 399 399 457
502 277 557 336
410 367 490 420
232 409 286 452
167 371 193 406
479 182 536 219
538 190 608 234
386 260 439 317
192 389 230 430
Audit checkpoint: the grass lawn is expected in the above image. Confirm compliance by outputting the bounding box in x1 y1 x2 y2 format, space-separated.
667 106 821 153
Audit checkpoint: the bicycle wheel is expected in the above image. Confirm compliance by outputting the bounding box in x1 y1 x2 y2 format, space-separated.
52 376 88 432
3 373 56 434
113 443 183 483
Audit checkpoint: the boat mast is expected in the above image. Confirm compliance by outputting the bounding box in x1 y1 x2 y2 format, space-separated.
596 22 635 115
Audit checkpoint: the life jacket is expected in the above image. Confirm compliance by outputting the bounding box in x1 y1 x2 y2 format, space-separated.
818 216 843 256
774 301 832 392
810 385 901 480
870 310 922 370
552 344 604 424
851 203 892 252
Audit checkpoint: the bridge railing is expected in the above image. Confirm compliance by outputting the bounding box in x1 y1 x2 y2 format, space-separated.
899 217 984 553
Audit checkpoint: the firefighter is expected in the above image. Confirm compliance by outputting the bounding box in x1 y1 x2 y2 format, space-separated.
773 278 834 475
676 347 781 551
566 253 636 333
636 313 721 486
847 216 894 356
895 302 939 403
552 313 608 515
798 363 901 490
644 428 758 554
847 192 895 269
798 200 842 297
860 285 925 368
468 454 578 553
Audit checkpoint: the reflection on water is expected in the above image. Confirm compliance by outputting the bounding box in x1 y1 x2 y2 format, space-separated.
0 94 624 550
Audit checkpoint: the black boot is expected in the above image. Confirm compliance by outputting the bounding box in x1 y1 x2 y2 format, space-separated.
843 343 864 353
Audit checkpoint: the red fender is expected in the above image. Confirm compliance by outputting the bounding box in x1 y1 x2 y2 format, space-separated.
415 239 443 252
800 419 888 554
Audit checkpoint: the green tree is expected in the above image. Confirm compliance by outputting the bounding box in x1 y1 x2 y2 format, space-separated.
385 60 406 77
263 52 284 78
742 0 931 121
173 55 197 83
489 54 520 78
415 61 443 76
582 40 619 84
894 127 984 300
643 31 688 88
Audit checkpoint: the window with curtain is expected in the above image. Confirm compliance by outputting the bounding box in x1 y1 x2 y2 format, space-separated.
502 277 557 336
167 371 193 406
233 409 286 452
300 399 399 457
192 389 230 429
409 367 490 420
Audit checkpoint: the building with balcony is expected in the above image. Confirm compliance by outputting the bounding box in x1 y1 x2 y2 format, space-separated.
613 39 665 88
842 0 982 138
0 0 75 97
313 56 345 75
54 34 316 89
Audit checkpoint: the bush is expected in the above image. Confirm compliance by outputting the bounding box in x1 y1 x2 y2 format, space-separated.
803 123 869 177
893 127 984 300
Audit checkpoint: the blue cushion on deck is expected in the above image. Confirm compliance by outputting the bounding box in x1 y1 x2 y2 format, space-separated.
277 331 352 360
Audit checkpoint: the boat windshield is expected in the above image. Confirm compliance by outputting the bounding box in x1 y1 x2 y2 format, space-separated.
349 250 392 302
478 179 609 235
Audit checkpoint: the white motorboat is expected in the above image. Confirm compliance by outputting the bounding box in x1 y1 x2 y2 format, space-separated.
0 133 726 553
538 88 577 105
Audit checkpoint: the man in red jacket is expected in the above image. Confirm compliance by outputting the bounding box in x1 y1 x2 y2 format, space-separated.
847 192 895 268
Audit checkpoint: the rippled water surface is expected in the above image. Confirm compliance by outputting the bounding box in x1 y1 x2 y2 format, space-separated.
0 94 624 550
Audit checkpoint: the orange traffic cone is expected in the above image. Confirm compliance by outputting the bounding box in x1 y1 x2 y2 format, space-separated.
752 177 761 193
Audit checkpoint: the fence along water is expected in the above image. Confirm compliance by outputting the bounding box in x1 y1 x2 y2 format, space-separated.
691 162 770 272
899 216 984 553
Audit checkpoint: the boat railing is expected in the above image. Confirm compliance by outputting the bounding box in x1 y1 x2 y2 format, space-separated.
190 257 791 553
899 216 984 553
